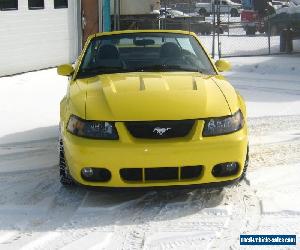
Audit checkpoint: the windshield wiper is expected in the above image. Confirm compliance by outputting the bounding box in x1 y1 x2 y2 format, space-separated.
134 65 202 73
77 66 128 78
84 66 126 72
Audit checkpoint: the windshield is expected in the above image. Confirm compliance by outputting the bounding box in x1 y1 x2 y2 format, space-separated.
76 32 216 78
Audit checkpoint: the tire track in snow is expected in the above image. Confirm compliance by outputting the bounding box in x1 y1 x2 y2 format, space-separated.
142 189 231 250
207 182 262 250
120 191 175 250
248 116 300 170
32 191 157 250
0 181 87 249
120 189 232 250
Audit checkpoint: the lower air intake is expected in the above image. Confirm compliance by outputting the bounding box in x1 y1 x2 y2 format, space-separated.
120 166 203 182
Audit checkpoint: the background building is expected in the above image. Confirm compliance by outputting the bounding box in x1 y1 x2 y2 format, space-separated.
0 0 81 76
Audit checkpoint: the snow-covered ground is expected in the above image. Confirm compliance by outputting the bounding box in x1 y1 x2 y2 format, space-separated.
0 55 300 249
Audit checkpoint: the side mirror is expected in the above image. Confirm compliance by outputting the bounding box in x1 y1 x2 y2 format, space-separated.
215 59 232 72
57 64 74 76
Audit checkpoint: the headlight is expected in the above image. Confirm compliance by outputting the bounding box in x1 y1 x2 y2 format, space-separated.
67 115 119 140
203 110 244 137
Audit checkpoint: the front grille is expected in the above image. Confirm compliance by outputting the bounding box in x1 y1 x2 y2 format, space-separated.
125 120 195 139
145 167 178 181
120 166 203 182
120 168 142 181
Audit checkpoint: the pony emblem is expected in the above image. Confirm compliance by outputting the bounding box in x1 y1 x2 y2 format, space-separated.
153 127 171 136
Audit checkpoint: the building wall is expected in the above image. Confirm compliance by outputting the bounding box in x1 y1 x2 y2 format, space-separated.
0 0 78 77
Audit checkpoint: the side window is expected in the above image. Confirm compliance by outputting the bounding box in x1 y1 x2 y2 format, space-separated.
28 0 44 10
0 0 18 11
222 1 228 5
54 0 68 9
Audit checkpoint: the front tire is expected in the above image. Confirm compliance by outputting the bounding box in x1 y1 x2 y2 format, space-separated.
59 140 75 186
239 146 249 181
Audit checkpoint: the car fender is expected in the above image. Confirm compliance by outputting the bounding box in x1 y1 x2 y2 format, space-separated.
61 80 87 133
212 75 241 114
236 91 247 118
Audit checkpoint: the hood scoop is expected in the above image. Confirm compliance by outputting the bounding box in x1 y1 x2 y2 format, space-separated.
193 77 198 90
137 75 199 92
139 76 145 91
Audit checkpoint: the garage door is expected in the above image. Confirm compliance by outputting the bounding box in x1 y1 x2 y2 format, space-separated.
0 0 78 77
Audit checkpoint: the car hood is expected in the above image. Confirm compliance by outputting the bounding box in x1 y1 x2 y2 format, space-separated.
73 72 239 121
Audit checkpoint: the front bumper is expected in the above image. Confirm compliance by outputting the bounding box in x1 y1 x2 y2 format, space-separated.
63 120 248 187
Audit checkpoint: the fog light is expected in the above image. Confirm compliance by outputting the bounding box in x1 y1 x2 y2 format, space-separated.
212 162 239 177
81 167 94 178
81 167 111 182
226 162 238 172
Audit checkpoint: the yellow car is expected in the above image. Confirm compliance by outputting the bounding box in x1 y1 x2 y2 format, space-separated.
58 30 248 188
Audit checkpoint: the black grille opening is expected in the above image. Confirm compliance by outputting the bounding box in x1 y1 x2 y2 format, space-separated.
181 166 203 180
120 166 204 183
125 120 195 139
120 168 143 181
145 167 178 181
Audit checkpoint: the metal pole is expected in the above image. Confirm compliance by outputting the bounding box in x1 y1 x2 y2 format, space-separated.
164 0 167 29
113 0 117 31
98 0 103 33
117 0 120 30
267 12 271 55
77 0 82 53
212 1 216 58
227 6 230 37
217 2 221 58
189 0 191 32
103 0 111 32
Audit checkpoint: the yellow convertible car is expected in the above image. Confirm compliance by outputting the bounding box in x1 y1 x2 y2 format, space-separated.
58 30 248 188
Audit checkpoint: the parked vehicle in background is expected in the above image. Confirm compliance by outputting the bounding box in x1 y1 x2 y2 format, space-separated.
195 0 242 17
110 0 160 31
173 3 196 14
272 1 287 10
241 9 263 35
241 0 276 35
160 8 190 18
270 0 300 51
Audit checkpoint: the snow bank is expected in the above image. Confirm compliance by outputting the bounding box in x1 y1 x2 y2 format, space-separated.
277 0 300 14
224 55 300 118
0 68 67 140
248 163 300 213
225 55 300 76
